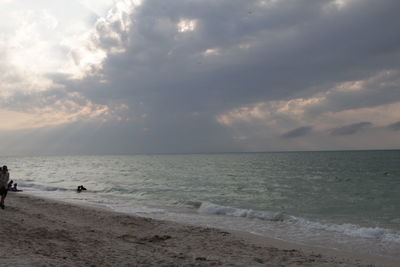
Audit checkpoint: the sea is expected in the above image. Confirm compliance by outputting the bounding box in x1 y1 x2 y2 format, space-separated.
3 150 400 258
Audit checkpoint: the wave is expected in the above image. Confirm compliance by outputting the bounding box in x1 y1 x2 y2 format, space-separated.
102 187 144 195
174 200 202 209
111 205 166 215
19 182 69 192
20 182 124 194
198 202 286 221
292 217 400 243
197 202 400 243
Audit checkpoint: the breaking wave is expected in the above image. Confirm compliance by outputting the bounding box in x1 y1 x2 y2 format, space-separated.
198 202 286 221
197 202 400 243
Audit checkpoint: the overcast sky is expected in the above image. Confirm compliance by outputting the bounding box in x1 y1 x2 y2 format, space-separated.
0 0 399 155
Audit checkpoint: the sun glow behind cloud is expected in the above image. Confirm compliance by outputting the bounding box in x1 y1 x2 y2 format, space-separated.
0 0 140 131
0 0 144 83
177 19 197 32
216 96 325 127
0 91 131 131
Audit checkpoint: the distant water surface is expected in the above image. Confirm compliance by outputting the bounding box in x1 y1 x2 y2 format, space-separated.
3 150 400 258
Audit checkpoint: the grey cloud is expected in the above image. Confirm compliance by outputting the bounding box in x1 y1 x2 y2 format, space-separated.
53 0 400 153
387 121 400 131
304 71 400 118
3 0 400 154
281 126 313 139
330 122 372 136
77 0 400 111
0 87 84 112
0 117 240 156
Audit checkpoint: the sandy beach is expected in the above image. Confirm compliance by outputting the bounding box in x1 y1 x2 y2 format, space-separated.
0 193 397 267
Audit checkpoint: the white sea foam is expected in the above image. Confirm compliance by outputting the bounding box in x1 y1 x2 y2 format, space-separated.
198 202 285 221
19 182 67 192
112 205 166 215
198 202 400 244
292 217 400 243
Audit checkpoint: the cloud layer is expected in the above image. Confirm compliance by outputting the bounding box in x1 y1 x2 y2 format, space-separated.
0 0 399 155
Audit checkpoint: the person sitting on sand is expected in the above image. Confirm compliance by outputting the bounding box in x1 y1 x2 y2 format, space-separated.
7 180 13 190
12 183 20 192
0 166 10 209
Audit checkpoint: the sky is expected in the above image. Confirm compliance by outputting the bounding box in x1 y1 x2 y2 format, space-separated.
0 0 399 155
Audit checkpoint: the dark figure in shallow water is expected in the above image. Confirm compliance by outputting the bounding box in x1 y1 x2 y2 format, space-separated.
77 185 87 193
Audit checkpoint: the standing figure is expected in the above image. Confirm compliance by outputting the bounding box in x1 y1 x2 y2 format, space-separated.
0 166 9 209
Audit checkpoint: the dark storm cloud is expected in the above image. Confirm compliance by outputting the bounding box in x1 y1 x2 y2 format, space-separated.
53 0 400 153
304 71 400 118
4 0 400 154
75 0 400 112
0 117 240 156
281 126 313 139
330 122 372 136
387 121 400 131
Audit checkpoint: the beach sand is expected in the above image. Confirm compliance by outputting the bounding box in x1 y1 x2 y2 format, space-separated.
0 193 397 266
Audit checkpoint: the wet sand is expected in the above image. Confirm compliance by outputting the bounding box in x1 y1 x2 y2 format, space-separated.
0 193 397 266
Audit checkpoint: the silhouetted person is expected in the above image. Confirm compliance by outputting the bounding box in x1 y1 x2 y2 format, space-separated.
12 183 20 192
77 185 87 193
7 180 13 190
0 166 10 209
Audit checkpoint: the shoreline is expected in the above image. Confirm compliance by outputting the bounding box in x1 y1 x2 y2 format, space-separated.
1 192 398 266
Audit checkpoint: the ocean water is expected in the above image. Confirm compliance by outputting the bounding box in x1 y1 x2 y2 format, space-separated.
2 150 400 258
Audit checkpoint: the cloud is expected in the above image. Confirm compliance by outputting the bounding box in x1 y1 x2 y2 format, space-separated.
2 0 400 154
76 0 400 109
387 121 400 131
281 126 313 139
98 1 400 124
330 122 372 136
